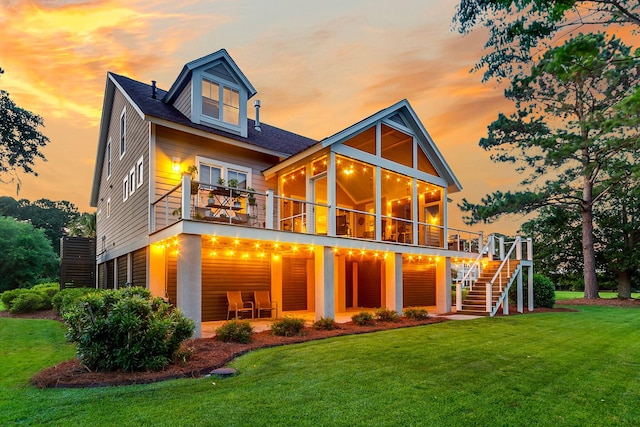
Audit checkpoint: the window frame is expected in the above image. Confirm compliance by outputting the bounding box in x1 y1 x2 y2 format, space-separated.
106 138 112 179
195 156 251 190
122 176 129 202
129 167 136 196
119 107 126 159
107 197 111 218
201 77 240 126
136 156 144 188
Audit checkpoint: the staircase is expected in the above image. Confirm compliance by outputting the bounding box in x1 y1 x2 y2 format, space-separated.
457 260 520 316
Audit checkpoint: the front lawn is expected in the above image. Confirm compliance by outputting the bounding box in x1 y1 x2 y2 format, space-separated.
556 290 640 300
2 306 640 426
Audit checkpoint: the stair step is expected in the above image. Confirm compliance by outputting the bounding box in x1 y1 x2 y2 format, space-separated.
456 309 489 316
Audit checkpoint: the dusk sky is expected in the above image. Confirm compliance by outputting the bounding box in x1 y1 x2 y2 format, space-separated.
3 0 625 236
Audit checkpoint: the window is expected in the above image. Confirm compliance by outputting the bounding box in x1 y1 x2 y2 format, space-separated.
196 156 250 189
119 108 126 158
107 198 111 218
136 156 144 188
129 167 136 196
106 138 112 179
201 78 239 126
123 176 129 202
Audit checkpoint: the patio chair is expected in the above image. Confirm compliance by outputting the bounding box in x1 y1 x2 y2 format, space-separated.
254 290 278 319
226 291 254 320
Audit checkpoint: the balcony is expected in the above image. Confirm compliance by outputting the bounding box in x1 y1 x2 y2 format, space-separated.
150 175 483 253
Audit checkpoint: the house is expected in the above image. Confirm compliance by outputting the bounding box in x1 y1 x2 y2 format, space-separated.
90 49 533 337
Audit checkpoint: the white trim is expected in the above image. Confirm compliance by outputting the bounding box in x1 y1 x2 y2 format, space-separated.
106 138 112 180
109 74 145 119
107 197 111 218
195 155 252 188
129 166 136 196
136 156 144 188
192 70 248 137
119 107 127 159
122 175 129 202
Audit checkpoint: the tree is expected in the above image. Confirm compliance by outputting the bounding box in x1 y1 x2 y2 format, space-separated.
67 212 96 238
459 33 640 298
0 216 58 291
455 0 640 81
0 68 50 193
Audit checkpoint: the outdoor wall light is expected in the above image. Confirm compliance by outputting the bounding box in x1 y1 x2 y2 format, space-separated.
172 157 181 173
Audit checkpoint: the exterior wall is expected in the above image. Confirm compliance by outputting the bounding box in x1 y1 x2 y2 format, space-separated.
402 261 436 306
174 82 191 119
282 257 308 311
131 247 147 286
154 126 279 200
95 89 150 264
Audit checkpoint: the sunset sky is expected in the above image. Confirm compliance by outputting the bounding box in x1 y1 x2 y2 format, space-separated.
3 0 633 236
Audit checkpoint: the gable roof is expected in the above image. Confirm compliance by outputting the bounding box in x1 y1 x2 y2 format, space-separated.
163 49 257 104
90 72 317 207
265 100 463 193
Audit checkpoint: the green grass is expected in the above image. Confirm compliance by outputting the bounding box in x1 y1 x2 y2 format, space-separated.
2 307 640 426
556 290 640 300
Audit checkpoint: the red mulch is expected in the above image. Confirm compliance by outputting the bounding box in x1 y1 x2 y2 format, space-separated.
9 298 634 389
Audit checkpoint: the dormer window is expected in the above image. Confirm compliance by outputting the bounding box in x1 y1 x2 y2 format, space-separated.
201 78 240 126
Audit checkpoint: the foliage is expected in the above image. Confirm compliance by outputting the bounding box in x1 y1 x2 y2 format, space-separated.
459 33 640 298
0 216 58 292
66 212 96 238
509 273 556 308
403 307 430 320
9 292 45 313
313 316 337 331
0 283 58 313
270 316 306 337
0 68 50 192
351 311 376 326
454 0 640 81
374 308 400 322
215 320 254 343
51 287 99 314
0 196 80 254
63 287 194 372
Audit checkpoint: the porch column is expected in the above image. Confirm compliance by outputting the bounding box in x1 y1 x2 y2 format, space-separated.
527 265 534 312
435 257 452 314
176 234 202 338
384 253 403 313
314 246 335 320
271 257 283 318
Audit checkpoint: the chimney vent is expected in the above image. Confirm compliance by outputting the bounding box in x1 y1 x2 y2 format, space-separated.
254 99 261 132
151 80 157 99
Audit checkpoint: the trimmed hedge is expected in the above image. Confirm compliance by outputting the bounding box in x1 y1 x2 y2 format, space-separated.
52 287 100 314
1 283 60 313
215 320 254 343
271 316 305 337
63 287 195 372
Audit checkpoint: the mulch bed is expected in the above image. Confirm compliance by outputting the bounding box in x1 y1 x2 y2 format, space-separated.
10 298 635 389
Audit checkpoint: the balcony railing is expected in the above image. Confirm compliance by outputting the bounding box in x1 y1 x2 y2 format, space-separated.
150 175 485 252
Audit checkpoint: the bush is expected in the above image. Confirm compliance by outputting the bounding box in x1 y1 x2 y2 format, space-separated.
508 273 556 309
63 287 195 372
313 317 337 331
351 311 375 326
52 287 99 314
1 288 27 310
271 316 306 337
9 292 45 313
375 308 400 322
215 320 254 343
403 307 430 320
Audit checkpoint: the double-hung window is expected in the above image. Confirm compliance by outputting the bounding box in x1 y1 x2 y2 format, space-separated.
197 156 250 191
119 108 126 158
106 138 112 179
201 78 239 126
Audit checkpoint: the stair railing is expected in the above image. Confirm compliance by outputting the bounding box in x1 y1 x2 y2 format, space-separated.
456 235 494 311
486 236 521 313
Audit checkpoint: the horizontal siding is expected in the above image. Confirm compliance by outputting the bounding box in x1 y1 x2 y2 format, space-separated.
403 261 436 307
174 83 191 119
132 247 147 287
357 260 382 308
117 255 128 287
95 89 150 262
282 257 307 311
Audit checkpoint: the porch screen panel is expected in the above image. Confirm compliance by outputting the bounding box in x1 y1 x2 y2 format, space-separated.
106 259 115 289
117 255 128 288
357 260 382 308
132 247 147 287
282 257 307 311
402 261 436 307
201 256 270 321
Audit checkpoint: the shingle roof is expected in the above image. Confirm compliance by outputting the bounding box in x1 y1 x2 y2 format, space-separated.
110 73 318 156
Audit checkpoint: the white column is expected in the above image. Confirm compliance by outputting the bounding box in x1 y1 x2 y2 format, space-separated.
314 246 335 320
176 234 202 337
181 173 191 220
436 257 452 314
327 153 336 236
528 265 534 312
517 266 523 313
266 189 274 229
375 166 382 241
385 253 403 313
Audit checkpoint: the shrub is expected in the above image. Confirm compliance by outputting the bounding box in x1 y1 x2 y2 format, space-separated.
31 282 59 310
215 320 254 343
508 273 556 309
375 308 400 322
9 292 45 313
313 317 337 331
351 311 375 326
52 287 100 314
271 316 306 337
1 288 28 310
63 287 195 372
403 307 430 320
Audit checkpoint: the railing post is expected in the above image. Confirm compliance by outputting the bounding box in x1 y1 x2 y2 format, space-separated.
503 292 509 315
266 189 274 229
489 235 495 261
479 231 484 254
516 236 522 260
527 237 533 261
499 236 505 260
486 282 492 312
456 281 462 311
181 173 191 220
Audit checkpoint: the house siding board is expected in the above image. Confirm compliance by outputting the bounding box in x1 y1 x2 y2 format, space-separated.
132 247 147 286
106 260 115 289
98 262 105 289
95 89 149 263
174 83 191 119
282 257 307 311
402 262 436 307
117 255 128 287
201 256 271 321
357 260 382 308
